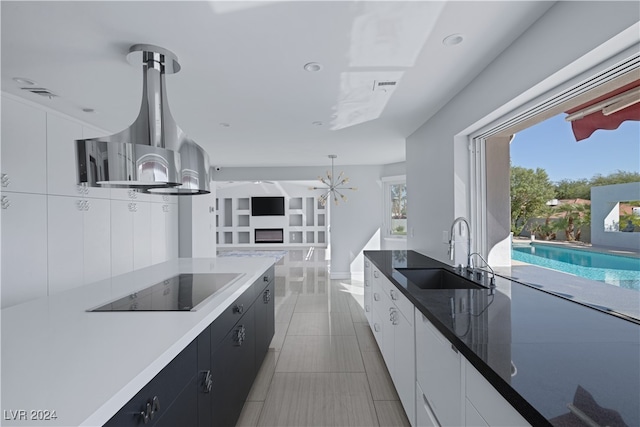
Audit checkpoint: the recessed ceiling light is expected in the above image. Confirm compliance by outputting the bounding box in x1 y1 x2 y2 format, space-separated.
442 34 464 46
219 122 230 127
13 77 37 86
312 121 323 126
82 108 95 113
303 62 323 72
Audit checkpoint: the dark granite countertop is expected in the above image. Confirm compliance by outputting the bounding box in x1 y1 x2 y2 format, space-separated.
364 250 640 427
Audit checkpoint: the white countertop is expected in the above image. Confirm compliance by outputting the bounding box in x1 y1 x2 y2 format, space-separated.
1 257 274 427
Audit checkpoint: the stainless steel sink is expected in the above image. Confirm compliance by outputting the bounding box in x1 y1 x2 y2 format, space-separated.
395 268 483 290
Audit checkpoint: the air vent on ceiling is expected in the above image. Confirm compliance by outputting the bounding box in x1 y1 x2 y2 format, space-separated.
373 80 398 92
21 87 58 98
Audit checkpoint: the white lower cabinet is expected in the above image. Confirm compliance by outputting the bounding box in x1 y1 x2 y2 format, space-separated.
416 381 440 427
47 196 84 294
365 256 530 427
151 202 178 264
416 310 463 426
1 192 48 308
47 196 111 294
372 265 416 426
465 360 530 426
364 259 372 323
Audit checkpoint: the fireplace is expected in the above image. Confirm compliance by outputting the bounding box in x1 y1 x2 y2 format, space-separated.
255 228 284 244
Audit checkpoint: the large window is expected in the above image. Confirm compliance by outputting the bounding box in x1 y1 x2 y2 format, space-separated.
384 177 407 236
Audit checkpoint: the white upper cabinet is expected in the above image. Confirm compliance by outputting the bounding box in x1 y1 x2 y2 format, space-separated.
46 114 83 197
1 97 47 194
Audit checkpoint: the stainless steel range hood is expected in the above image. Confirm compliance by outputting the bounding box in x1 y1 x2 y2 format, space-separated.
76 44 210 195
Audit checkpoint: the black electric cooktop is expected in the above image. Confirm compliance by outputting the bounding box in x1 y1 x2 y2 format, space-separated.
89 273 243 312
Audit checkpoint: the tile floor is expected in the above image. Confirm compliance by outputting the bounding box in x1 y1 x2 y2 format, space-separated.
232 248 410 427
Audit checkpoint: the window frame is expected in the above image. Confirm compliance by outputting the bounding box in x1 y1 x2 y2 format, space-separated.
382 175 407 238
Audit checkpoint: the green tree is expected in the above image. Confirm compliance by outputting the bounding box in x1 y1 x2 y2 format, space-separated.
554 178 590 199
527 205 557 240
511 166 555 235
590 170 640 188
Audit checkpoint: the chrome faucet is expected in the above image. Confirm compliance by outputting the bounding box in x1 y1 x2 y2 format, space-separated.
469 252 496 289
448 216 472 274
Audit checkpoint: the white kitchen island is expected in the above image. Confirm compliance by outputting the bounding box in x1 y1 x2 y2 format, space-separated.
1 257 274 426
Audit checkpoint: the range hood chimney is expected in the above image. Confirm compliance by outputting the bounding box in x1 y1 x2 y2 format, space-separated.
76 44 210 195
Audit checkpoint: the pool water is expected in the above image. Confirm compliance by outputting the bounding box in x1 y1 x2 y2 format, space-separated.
512 244 640 291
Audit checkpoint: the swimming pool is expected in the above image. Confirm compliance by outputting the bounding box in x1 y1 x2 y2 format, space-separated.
512 244 640 291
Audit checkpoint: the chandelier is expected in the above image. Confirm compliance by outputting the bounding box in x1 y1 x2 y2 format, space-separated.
310 154 357 206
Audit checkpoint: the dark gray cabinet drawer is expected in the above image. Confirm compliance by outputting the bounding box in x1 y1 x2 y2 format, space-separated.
104 340 197 427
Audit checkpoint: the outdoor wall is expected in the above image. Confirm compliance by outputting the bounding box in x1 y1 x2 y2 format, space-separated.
214 165 384 278
591 182 640 251
406 1 640 264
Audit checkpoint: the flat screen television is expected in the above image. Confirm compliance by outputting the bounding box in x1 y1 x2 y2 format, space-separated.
251 196 285 216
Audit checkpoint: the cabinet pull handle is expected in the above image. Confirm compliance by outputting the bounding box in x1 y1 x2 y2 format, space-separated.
234 304 244 314
235 325 246 346
201 370 213 393
374 324 381 332
1 173 10 188
263 289 271 303
373 271 379 278
364 280 369 287
373 293 380 301
390 289 398 301
140 402 151 424
128 189 138 199
365 305 370 312
1 196 10 209
365 261 370 267
150 396 160 420
263 275 269 282
450 344 459 354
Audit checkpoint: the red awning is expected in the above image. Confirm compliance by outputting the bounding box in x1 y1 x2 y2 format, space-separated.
565 80 640 141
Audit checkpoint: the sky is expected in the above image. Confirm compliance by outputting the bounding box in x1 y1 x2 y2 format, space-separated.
510 113 640 183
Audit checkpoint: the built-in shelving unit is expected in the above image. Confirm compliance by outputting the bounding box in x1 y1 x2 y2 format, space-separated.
216 196 327 247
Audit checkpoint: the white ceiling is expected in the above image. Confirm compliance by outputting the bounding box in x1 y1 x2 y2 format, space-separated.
1 1 554 168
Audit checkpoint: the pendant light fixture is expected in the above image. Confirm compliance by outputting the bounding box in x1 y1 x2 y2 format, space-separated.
310 155 357 206
75 44 211 195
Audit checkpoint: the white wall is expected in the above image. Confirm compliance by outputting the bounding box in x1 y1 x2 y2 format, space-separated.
406 1 640 264
591 183 640 251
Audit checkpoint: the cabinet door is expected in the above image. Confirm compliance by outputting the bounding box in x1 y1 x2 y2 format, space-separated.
364 258 372 325
254 279 275 369
154 376 198 427
46 114 83 197
166 203 179 260
416 312 463 427
211 306 256 427
197 325 213 427
133 201 152 270
104 340 197 427
381 296 395 377
465 360 530 426
416 381 440 427
394 309 416 427
47 195 84 294
151 203 169 264
83 198 111 284
111 200 134 276
1 97 47 194
1 192 48 308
